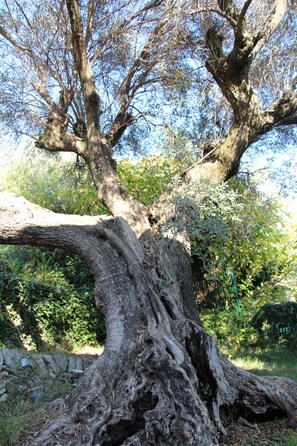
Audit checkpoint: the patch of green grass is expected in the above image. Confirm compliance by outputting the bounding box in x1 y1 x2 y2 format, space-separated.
226 346 297 446
242 434 297 446
0 374 73 445
0 398 42 446
228 346 297 382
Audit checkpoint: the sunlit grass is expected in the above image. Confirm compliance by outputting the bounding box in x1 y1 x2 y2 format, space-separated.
0 399 41 446
71 344 104 356
229 346 297 382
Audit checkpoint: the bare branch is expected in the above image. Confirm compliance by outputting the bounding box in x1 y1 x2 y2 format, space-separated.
105 17 169 145
237 0 253 30
66 0 101 133
188 6 237 27
85 0 95 46
13 0 34 31
0 191 111 250
251 0 288 59
264 76 297 127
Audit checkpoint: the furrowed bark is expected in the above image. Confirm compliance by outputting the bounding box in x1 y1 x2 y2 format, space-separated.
1 1 297 445
1 192 297 446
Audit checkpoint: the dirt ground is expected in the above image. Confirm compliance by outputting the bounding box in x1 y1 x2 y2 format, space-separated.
222 418 297 445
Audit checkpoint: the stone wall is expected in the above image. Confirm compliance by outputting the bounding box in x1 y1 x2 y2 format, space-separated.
0 347 97 403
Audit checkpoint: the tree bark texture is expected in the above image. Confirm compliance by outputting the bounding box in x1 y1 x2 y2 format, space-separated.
1 193 297 446
1 1 297 444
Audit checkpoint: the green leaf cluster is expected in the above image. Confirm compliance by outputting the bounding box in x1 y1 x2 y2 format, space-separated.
2 147 107 215
0 247 105 350
118 155 180 205
167 176 297 349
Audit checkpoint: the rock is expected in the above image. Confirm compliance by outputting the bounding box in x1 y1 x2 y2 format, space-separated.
1 348 22 372
0 393 8 403
40 355 59 376
29 385 45 403
34 356 48 375
1 365 14 374
0 347 98 404
67 357 77 373
75 357 83 371
52 354 68 373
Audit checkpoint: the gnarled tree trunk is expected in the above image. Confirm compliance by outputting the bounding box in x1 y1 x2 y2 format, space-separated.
1 192 297 446
1 0 297 444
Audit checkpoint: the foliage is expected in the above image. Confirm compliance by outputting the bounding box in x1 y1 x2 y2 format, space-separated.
0 246 105 350
2 149 296 352
0 150 183 350
169 179 243 266
168 176 292 296
118 155 180 205
200 305 260 351
251 302 297 347
0 150 182 350
2 148 181 210
165 176 297 349
2 147 107 215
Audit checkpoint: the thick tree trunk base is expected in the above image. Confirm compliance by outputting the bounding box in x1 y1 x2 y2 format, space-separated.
22 320 297 446
1 197 296 445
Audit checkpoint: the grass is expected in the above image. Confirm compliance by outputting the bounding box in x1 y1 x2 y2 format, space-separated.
0 399 41 446
0 376 73 446
229 345 297 382
241 430 297 446
225 345 297 446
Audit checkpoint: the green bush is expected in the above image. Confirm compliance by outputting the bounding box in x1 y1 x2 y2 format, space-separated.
251 302 297 347
0 264 105 350
200 305 260 351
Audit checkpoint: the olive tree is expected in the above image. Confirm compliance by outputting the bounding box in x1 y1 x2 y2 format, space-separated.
1 1 297 445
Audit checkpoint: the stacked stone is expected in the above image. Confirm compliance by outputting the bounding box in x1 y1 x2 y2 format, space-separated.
0 347 96 402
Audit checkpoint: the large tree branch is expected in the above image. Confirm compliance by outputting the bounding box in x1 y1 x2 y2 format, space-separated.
251 0 288 60
66 0 101 135
264 76 297 128
36 110 88 158
64 1 152 235
0 192 110 249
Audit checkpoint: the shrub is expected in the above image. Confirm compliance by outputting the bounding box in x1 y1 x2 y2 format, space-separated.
0 269 105 350
251 302 297 346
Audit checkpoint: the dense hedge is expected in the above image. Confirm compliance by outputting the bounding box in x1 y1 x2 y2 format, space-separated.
251 302 297 343
0 253 106 350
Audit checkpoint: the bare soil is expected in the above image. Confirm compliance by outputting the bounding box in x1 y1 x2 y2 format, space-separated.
222 418 297 445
